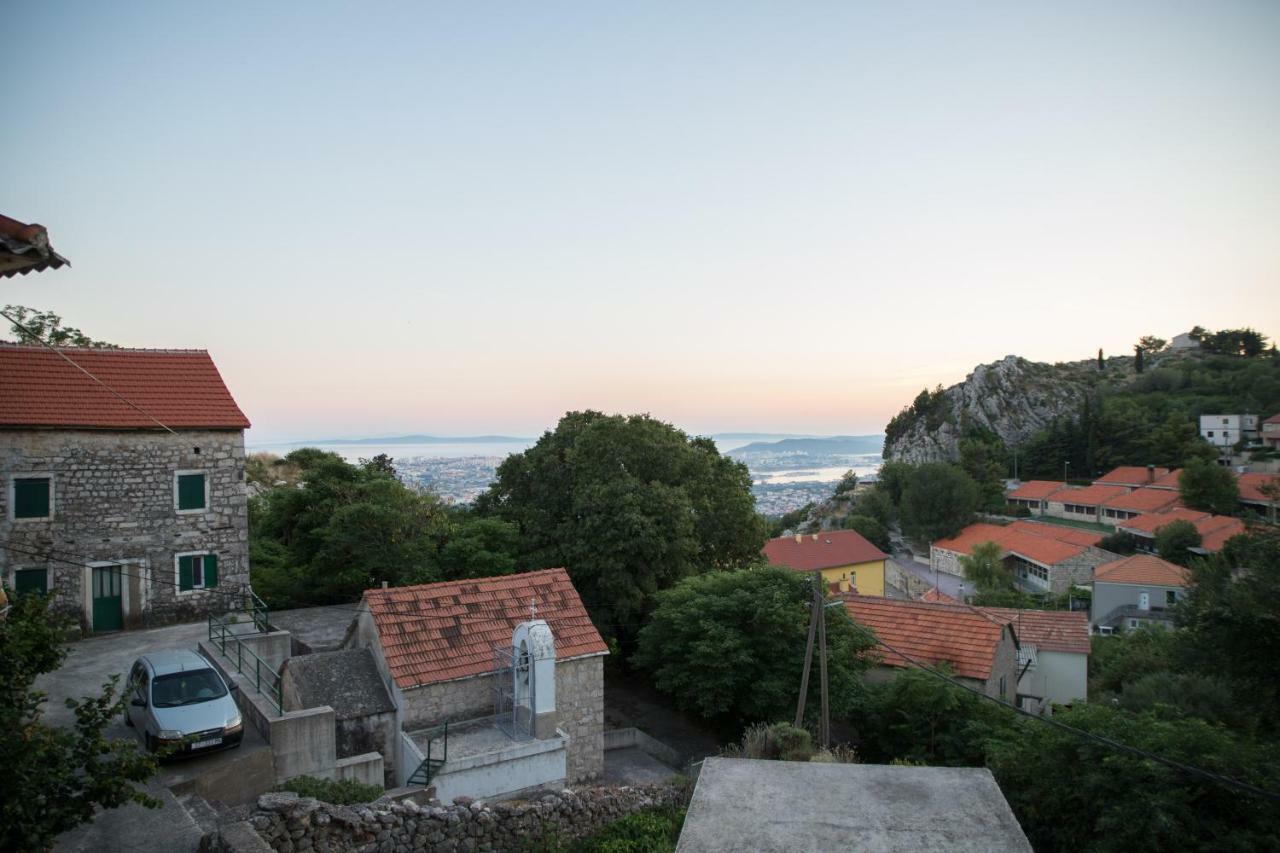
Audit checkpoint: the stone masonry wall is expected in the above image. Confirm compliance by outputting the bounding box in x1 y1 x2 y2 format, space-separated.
0 429 249 631
205 785 685 853
398 654 606 785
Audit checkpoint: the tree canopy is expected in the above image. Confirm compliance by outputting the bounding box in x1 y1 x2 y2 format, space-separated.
1179 457 1240 515
476 411 766 640
2 304 116 348
898 463 980 544
959 540 1012 595
634 567 874 727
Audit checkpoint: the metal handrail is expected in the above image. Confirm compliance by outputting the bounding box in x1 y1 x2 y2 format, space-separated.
207 612 283 715
408 722 449 786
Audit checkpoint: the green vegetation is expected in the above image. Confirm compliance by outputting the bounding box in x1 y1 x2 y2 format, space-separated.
898 463 980 543
958 540 1012 594
842 514 889 551
634 567 874 728
2 304 117 348
1097 530 1140 555
476 411 766 644
1179 457 1241 515
884 385 949 449
767 501 814 537
720 721 858 764
275 775 382 805
1155 518 1200 566
0 590 158 851
550 805 686 853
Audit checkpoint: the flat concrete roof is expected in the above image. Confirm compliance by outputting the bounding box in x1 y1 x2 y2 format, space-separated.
676 758 1032 853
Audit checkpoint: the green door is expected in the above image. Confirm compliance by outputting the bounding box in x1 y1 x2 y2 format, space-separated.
14 568 48 595
91 566 123 632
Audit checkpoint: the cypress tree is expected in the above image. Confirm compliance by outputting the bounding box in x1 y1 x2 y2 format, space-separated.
1134 345 1145 373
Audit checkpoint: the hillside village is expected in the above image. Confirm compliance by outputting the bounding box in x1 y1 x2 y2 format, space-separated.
4 214 1280 852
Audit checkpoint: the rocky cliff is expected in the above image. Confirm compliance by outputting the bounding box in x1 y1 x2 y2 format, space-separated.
883 355 1101 464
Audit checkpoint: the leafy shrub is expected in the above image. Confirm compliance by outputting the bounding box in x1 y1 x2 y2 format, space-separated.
563 806 686 853
275 775 382 805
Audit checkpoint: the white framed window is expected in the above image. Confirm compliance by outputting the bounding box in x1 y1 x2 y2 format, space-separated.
174 470 209 514
175 551 219 594
8 473 55 522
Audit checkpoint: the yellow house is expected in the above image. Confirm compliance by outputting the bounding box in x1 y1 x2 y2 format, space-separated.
762 530 887 596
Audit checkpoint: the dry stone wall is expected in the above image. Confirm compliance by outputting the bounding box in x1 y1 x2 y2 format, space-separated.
204 785 684 853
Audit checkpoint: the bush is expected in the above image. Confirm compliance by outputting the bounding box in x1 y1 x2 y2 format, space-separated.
562 806 686 853
842 514 890 551
1098 531 1140 556
724 722 815 762
275 776 382 805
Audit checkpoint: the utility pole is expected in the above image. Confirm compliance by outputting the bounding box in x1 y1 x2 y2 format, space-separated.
794 573 818 728
817 572 830 749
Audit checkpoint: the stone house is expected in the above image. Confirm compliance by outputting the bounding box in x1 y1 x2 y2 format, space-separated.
343 568 608 800
1115 508 1244 555
1043 483 1130 525
1091 554 1189 635
931 520 1111 596
762 530 887 596
842 595 1020 701
0 344 251 632
976 607 1089 712
1005 480 1065 514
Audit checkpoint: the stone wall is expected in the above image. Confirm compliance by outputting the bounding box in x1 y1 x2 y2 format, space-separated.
0 429 249 631
204 785 685 853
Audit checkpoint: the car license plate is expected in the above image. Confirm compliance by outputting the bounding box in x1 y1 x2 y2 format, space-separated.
191 737 222 749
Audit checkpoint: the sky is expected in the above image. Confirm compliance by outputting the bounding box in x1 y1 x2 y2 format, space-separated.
5 1 1279 443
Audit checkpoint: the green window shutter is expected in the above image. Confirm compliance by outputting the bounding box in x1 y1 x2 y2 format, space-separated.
15 568 48 595
14 478 51 519
178 556 194 591
178 474 206 510
204 554 218 588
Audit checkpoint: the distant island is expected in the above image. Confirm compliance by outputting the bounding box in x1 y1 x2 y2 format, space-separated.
296 434 533 446
728 435 884 457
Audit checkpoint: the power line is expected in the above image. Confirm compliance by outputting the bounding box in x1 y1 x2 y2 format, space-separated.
0 308 176 434
832 605 1280 804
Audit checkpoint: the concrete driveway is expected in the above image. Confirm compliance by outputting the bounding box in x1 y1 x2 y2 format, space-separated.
892 553 968 600
37 620 272 853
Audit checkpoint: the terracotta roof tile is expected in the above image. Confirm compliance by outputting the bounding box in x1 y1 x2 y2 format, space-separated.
933 522 1089 567
843 595 1007 681
1007 480 1065 500
921 588 958 604
363 568 607 690
1237 472 1280 503
0 214 69 278
0 344 249 429
1101 487 1182 513
1046 483 1131 507
1006 520 1103 548
1094 555 1189 587
1117 509 1243 553
1149 469 1183 490
1095 466 1169 488
763 530 887 572
1117 507 1210 536
975 607 1090 655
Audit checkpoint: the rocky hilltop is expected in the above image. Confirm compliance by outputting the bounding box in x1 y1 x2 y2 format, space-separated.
883 355 1106 464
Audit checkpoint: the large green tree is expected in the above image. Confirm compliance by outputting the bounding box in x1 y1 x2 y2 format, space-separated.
958 540 1013 594
1179 457 1240 515
1155 518 1201 566
634 567 874 726
2 304 117 348
0 591 158 851
898 463 980 543
477 411 766 639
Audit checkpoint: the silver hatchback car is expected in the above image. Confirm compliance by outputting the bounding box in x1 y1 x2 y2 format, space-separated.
125 649 244 756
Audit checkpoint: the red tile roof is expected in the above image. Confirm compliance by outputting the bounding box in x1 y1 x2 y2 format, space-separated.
1101 487 1182 514
921 588 958 604
763 530 887 572
0 214 69 278
933 522 1088 567
843 596 1008 681
1195 516 1246 552
1095 466 1169 488
1264 414 1280 426
0 344 249 429
1237 472 1280 503
1149 469 1183 490
1007 480 1065 500
975 607 1090 655
363 568 608 690
1094 555 1189 587
1117 507 1210 536
1006 520 1103 548
1046 483 1131 507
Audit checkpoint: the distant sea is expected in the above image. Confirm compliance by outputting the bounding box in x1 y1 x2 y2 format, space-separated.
752 454 882 485
247 440 534 462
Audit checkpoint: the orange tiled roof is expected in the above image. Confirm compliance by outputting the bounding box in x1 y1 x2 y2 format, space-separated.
843 596 1008 681
1007 480 1065 500
1117 507 1210 536
1264 414 1280 425
1101 487 1182 514
763 530 887 572
363 568 608 690
1195 516 1246 551
976 607 1090 655
1149 469 1183 490
921 588 958 604
933 522 1087 567
0 214 69 278
0 344 249 429
1117 509 1244 553
1094 555 1189 587
1047 483 1131 507
1237 472 1280 503
1095 466 1169 488
1007 520 1103 547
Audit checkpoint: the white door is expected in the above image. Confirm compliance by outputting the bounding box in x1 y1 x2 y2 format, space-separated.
1138 592 1150 611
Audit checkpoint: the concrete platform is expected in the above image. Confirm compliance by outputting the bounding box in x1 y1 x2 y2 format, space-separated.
268 604 357 654
604 746 679 785
406 718 568 803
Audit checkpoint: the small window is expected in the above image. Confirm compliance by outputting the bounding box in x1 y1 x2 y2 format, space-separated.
1128 619 1139 629
999 675 1007 700
13 477 52 519
1166 589 1177 606
1207 431 1215 438
13 567 48 595
176 473 207 512
177 553 219 592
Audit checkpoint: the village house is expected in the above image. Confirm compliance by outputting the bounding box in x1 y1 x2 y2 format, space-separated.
1237 471 1280 517
1004 480 1063 514
762 530 886 596
1043 483 1131 525
0 344 251 632
1094 466 1170 489
975 607 1089 712
342 568 608 800
1262 414 1280 451
1199 414 1259 450
930 520 1111 596
842 595 1019 701
1098 487 1182 524
1115 508 1245 554
1091 554 1189 634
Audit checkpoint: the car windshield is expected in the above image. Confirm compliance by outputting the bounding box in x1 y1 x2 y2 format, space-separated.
151 668 228 708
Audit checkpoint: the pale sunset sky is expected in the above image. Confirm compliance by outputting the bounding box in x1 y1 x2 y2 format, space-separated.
6 2 1279 442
